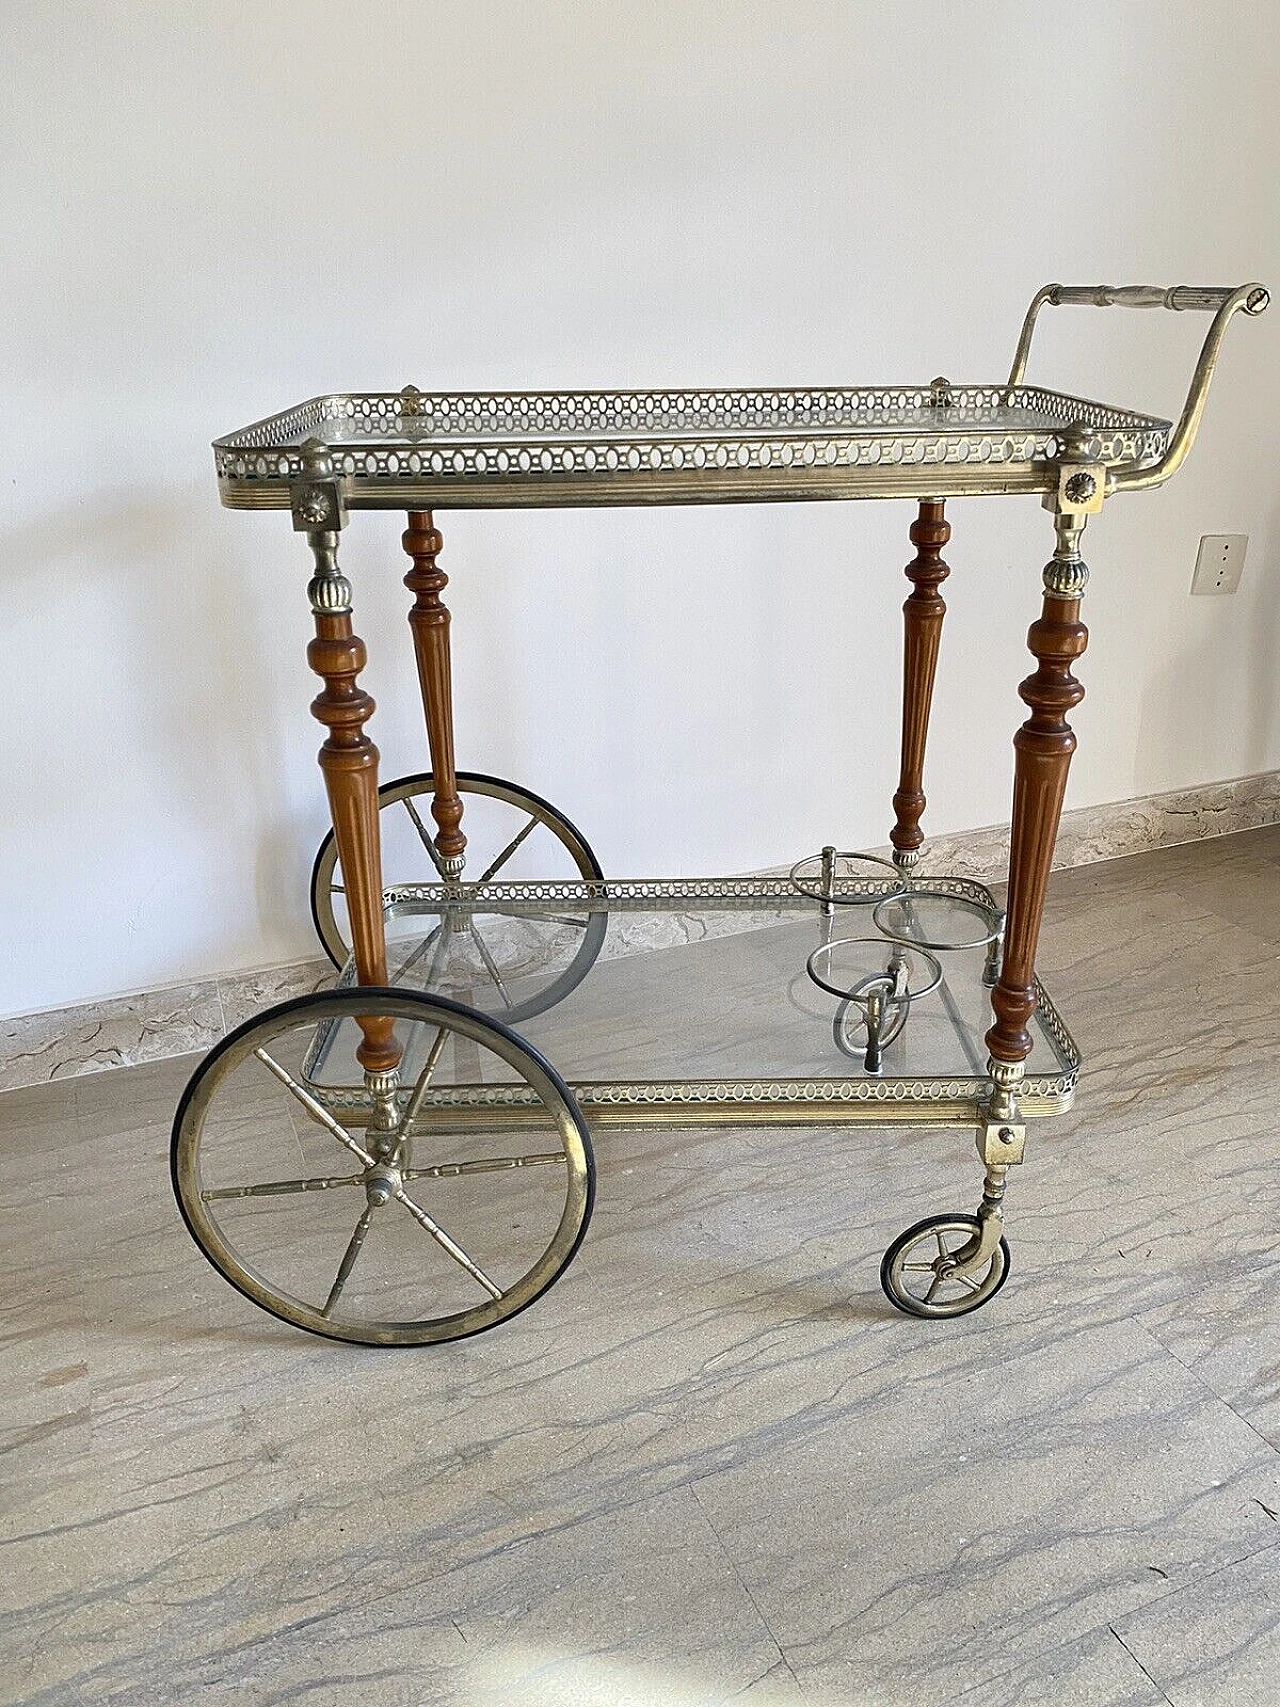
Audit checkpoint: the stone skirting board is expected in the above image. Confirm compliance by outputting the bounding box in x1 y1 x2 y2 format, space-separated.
3 769 1279 1095
909 768 1280 885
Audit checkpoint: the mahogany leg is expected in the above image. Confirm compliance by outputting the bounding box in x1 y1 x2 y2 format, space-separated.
304 528 399 1076
403 510 466 875
985 509 1089 1077
914 509 1088 1297
889 500 951 871
974 506 1089 1248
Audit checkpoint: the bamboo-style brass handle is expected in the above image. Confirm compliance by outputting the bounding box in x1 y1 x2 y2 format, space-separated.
1007 281 1269 494
1048 284 1269 313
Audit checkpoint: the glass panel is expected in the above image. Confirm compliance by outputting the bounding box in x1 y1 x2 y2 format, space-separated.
307 885 1072 1096
306 404 1068 449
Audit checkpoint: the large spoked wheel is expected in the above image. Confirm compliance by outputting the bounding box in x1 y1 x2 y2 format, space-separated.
880 1213 1011 1319
310 771 607 1024
172 988 595 1346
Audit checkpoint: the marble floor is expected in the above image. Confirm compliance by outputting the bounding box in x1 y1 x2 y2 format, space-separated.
4 829 1280 1706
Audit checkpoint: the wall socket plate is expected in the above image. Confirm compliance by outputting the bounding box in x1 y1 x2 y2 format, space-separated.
1192 534 1248 594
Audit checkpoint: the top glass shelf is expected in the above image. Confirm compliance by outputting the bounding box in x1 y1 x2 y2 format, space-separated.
214 383 1170 510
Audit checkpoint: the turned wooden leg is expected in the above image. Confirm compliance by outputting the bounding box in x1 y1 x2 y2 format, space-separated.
985 511 1089 1069
403 510 466 874
889 500 950 870
305 528 399 1075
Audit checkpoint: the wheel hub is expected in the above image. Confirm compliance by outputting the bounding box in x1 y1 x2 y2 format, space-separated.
364 1162 401 1206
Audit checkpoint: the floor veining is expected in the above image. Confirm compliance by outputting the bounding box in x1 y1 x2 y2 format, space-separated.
4 830 1280 1705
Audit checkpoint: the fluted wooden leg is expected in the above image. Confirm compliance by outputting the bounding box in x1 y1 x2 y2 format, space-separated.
403 510 466 873
305 529 399 1075
890 500 951 869
986 512 1089 1068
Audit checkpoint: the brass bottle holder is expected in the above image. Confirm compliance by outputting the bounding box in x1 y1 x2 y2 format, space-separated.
795 850 1007 1072
871 889 1001 954
788 847 907 909
806 935 945 1075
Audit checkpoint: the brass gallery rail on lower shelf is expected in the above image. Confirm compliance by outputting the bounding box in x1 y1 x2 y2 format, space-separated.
315 873 1080 1128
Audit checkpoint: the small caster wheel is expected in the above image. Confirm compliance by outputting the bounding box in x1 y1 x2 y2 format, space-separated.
880 1212 1010 1318
172 988 595 1345
310 771 606 1023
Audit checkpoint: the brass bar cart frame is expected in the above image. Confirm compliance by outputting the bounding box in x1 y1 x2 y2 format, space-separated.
175 282 1268 1344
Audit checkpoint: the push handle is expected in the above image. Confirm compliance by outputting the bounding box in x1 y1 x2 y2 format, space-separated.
1006 281 1269 493
1048 284 1269 313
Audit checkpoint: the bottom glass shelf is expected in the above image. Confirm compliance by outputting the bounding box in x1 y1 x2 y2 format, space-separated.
311 874 1079 1129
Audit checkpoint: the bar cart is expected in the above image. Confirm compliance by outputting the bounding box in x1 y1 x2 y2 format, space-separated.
174 282 1268 1344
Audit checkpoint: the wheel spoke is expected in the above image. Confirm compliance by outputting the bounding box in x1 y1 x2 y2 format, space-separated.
468 922 513 1008
402 1151 563 1182
399 1025 450 1138
934 1228 949 1260
403 795 448 877
923 1271 947 1305
393 1187 504 1299
519 910 591 931
203 1171 364 1201
421 914 454 992
899 1259 937 1273
252 1047 376 1169
474 814 540 885
390 921 444 985
322 1205 375 1318
954 1271 983 1293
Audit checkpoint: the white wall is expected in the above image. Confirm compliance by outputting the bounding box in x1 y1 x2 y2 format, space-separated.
3 0 1278 1016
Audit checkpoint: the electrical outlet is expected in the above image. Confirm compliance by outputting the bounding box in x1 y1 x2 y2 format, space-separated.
1191 534 1247 595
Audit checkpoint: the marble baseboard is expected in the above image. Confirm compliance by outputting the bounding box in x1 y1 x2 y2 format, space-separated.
3 769 1277 1095
909 769 1280 886
0 961 337 1095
